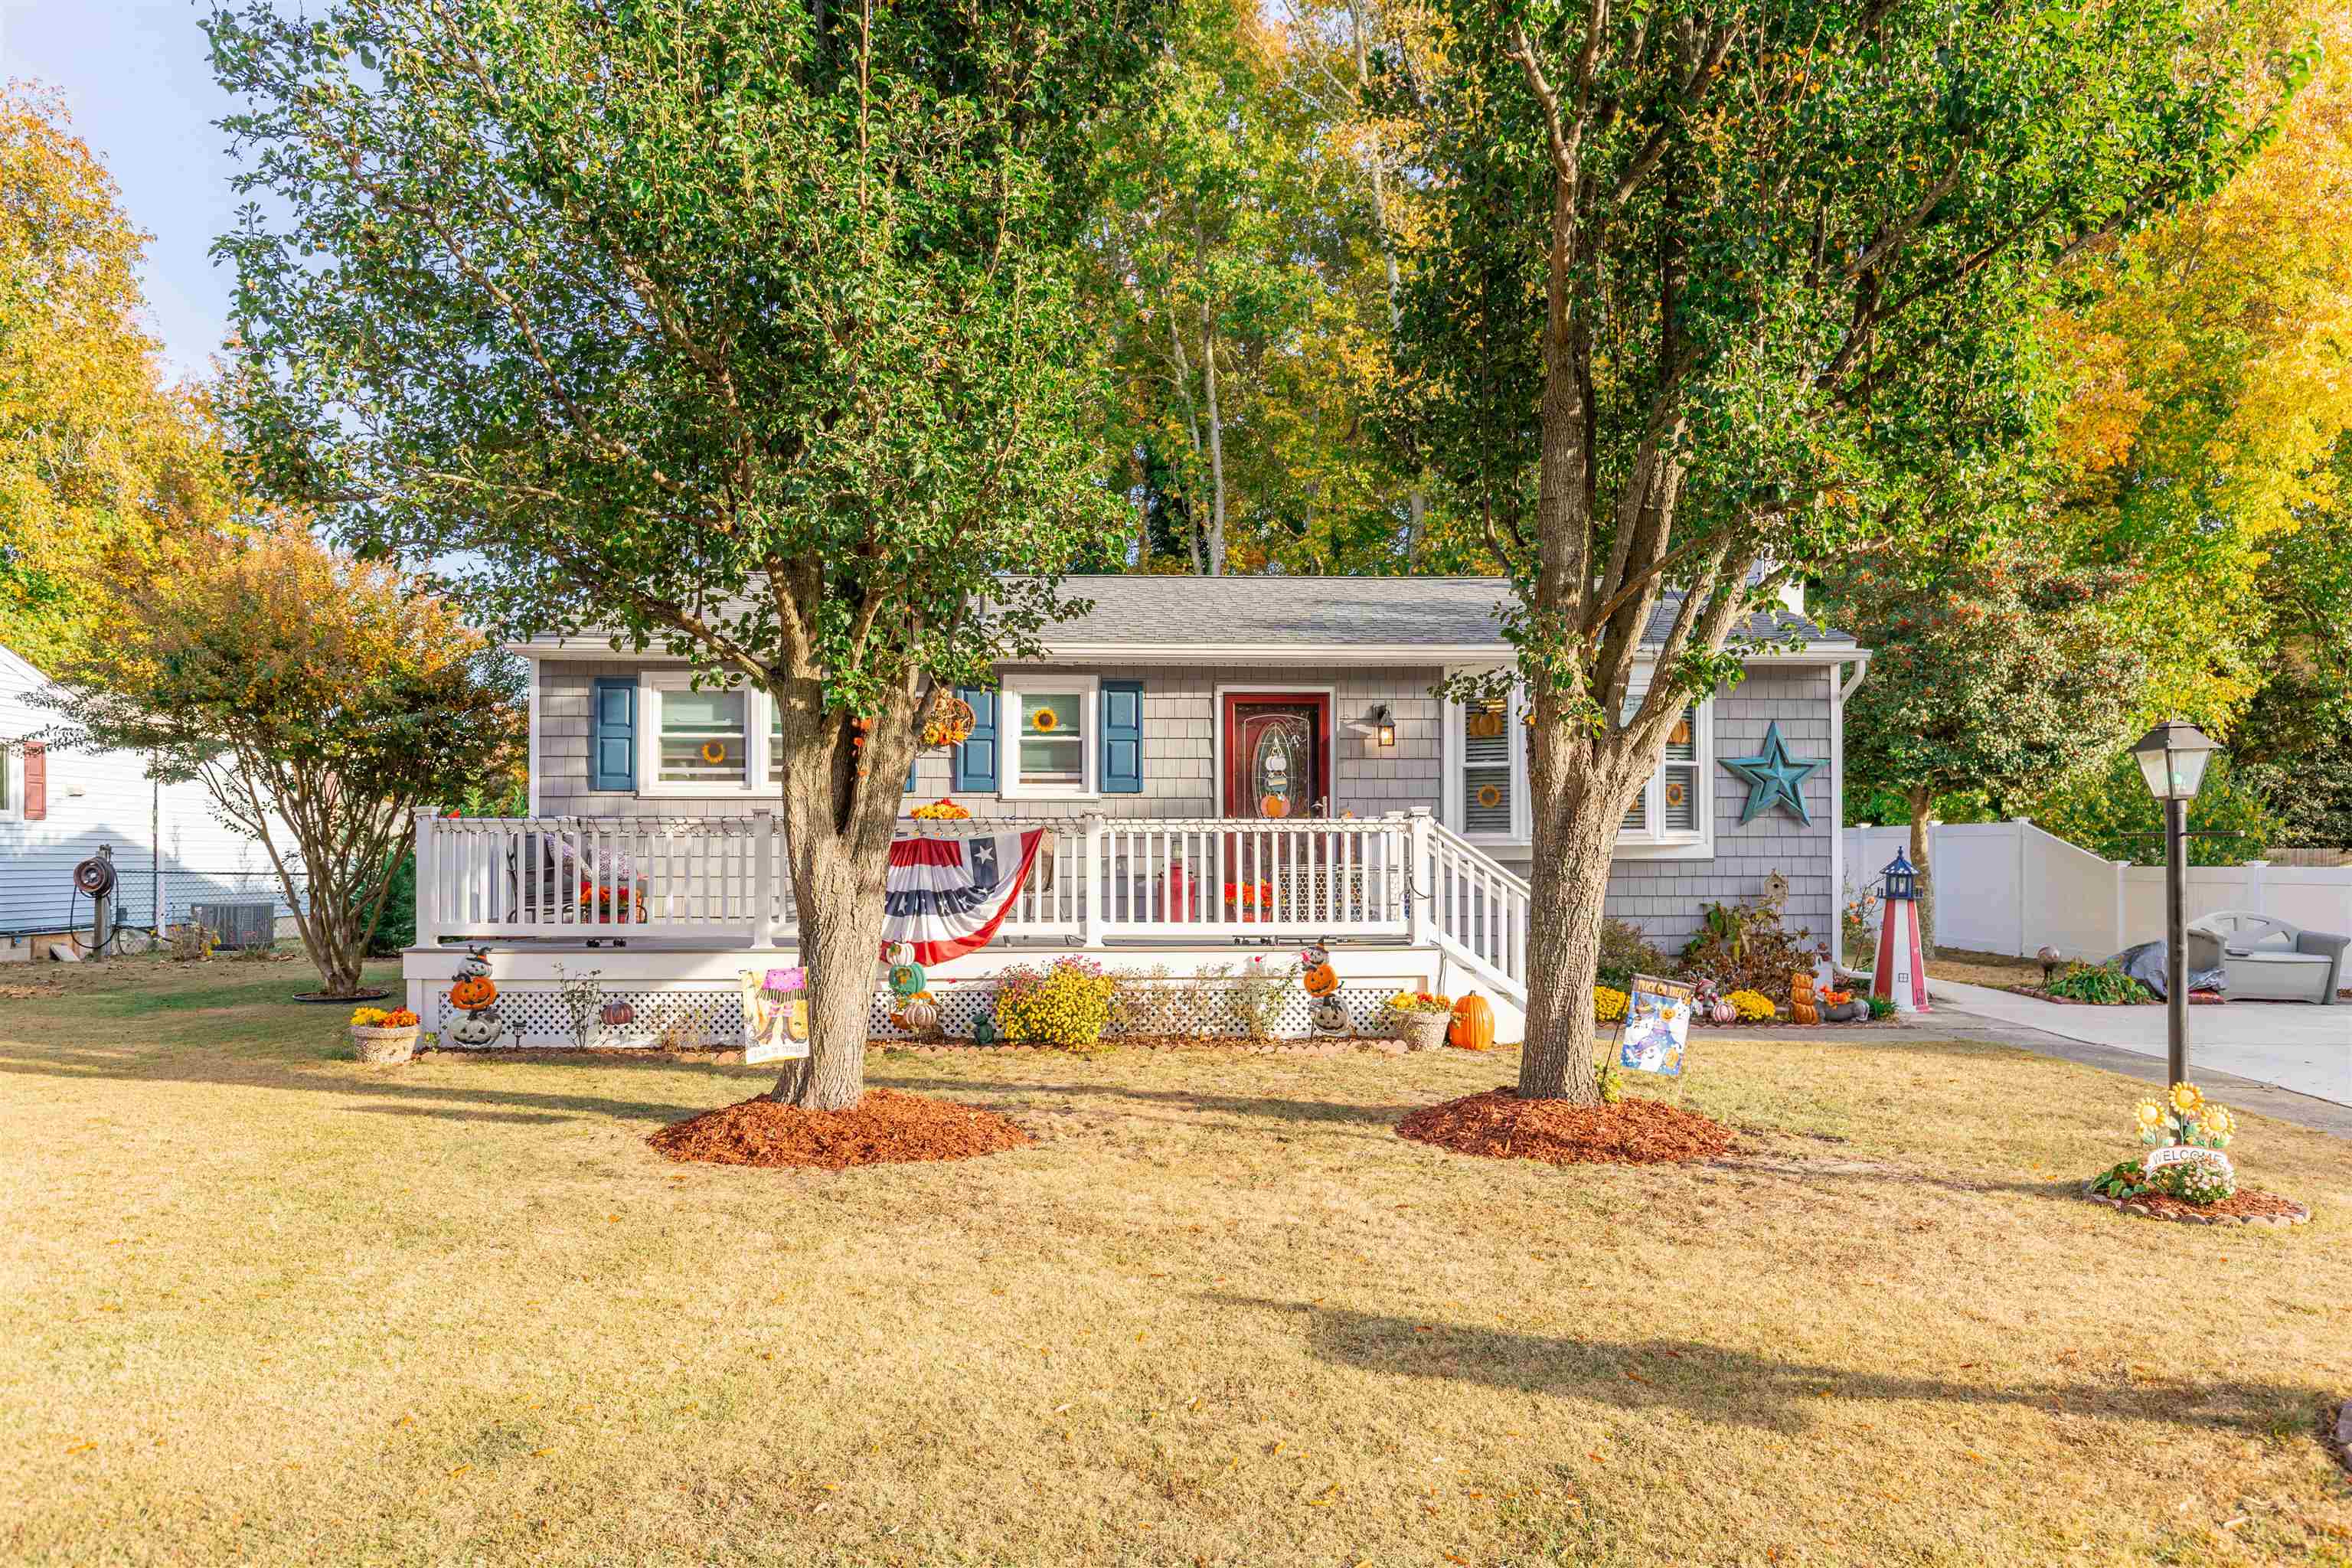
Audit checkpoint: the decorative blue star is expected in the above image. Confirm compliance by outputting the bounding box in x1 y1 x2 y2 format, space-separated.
1722 720 1825 825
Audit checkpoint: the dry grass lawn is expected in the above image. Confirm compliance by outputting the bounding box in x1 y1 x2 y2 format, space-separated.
4 954 2350 1566
1930 948 2060 991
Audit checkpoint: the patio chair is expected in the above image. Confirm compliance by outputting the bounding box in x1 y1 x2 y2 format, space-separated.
2184 911 2348 1004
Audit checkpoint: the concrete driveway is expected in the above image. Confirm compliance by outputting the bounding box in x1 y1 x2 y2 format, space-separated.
1928 978 2351 1108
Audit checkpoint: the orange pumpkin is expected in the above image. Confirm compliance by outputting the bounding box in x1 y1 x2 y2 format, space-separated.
1448 993 1495 1051
1302 962 1339 998
449 975 498 1011
1260 793 1291 818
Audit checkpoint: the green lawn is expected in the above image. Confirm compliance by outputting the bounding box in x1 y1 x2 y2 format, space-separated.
3 953 2348 1566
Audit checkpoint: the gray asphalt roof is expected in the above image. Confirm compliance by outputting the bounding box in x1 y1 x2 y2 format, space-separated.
1040 575 1856 649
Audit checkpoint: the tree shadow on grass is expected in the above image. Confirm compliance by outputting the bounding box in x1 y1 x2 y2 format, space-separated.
1208 1294 2327 1439
0 1043 735 1125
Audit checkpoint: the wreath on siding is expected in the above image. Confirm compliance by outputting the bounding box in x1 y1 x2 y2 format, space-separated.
1664 781 1686 808
922 694 976 750
1475 783 1502 809
700 740 728 765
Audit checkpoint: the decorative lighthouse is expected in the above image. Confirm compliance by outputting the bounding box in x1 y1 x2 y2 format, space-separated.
1871 850 1931 1014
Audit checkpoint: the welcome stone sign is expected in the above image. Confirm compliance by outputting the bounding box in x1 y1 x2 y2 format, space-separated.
2143 1144 2234 1185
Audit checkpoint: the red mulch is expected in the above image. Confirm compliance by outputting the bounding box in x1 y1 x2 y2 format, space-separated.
2105 1187 2311 1223
648 1087 1032 1170
1396 1086 1737 1167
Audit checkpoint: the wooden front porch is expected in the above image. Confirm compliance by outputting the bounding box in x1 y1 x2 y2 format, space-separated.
404 808 1533 1040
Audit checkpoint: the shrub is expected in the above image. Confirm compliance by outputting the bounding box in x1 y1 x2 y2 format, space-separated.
2046 962 2152 1005
1726 988 1775 1022
1865 995 1895 1021
1679 890 1828 1002
994 957 1116 1050
1593 985 1628 1023
1596 919 1668 991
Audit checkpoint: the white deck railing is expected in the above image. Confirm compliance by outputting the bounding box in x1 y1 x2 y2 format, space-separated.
409 808 1527 1003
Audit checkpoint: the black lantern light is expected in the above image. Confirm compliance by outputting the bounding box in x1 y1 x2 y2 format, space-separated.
2131 718 2219 1088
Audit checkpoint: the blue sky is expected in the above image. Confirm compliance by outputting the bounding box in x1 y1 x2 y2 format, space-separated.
3 1 243 381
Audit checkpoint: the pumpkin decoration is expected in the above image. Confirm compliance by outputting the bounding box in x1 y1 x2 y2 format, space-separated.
1302 962 1339 998
1788 971 1818 1027
1260 792 1291 818
1711 998 1738 1026
897 991 941 1037
1448 992 1496 1051
599 999 635 1027
884 940 926 999
449 974 498 1011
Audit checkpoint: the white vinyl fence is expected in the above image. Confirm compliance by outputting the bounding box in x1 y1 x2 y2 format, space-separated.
1841 819 2352 961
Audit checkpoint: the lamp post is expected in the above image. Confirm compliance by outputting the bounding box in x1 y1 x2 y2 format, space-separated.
2131 719 2218 1087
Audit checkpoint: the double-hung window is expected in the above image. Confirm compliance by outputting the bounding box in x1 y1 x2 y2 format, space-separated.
998 675 1099 799
632 675 758 797
1619 701 1707 844
1446 669 1712 854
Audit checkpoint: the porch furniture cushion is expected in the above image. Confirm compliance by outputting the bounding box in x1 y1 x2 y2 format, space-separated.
2186 911 2348 1004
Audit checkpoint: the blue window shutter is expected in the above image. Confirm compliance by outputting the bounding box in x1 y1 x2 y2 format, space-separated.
1101 681 1142 795
906 757 918 793
591 678 636 792
952 687 998 792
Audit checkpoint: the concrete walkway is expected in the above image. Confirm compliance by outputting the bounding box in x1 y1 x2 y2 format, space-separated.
1923 977 2352 1133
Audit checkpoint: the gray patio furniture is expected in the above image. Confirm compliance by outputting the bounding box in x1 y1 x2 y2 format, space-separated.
2184 911 2348 1003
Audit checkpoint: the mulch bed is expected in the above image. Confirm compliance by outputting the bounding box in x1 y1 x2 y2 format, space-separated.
648 1086 1032 1170
2079 1181 2312 1227
1396 1086 1737 1167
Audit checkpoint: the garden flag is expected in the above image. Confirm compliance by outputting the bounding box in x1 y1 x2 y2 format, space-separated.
880 826 1053 965
1618 974 1694 1078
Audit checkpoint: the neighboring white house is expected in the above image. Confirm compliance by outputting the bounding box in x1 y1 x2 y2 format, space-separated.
0 642 292 959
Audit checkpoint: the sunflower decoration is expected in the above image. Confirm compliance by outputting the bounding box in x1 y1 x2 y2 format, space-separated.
700 740 727 765
2167 1081 2204 1117
2133 1099 2166 1135
1664 781 1685 808
1030 707 1059 733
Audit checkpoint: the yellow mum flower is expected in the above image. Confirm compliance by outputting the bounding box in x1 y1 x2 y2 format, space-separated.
2168 1082 2203 1116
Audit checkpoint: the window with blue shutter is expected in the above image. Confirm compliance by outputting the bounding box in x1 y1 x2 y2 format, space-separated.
591 678 637 792
1100 681 1142 795
952 686 998 792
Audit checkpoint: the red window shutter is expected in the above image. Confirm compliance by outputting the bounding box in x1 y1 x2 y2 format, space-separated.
21 742 45 820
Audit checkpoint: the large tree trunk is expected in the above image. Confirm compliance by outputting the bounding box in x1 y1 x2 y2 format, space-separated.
1906 784 1937 961
768 676 921 1111
1516 750 1630 1103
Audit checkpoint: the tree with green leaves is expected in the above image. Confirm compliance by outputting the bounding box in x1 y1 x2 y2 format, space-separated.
1819 543 2153 954
0 89 236 672
40 524 521 997
207 0 1158 1106
1394 0 2294 1102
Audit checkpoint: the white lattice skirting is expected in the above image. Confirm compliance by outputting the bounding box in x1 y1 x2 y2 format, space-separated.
423 978 1413 1050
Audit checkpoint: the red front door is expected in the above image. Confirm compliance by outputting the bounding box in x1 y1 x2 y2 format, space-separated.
1221 693 1330 821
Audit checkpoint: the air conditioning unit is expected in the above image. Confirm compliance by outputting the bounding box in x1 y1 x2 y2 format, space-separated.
190 902 277 951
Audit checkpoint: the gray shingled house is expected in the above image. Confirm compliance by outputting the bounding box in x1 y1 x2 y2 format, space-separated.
402 577 1868 1044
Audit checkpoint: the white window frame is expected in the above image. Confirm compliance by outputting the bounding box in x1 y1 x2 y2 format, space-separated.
998 673 1100 800
637 672 763 799
1616 695 1713 857
0 740 21 822
1441 678 1531 846
1442 669 1714 858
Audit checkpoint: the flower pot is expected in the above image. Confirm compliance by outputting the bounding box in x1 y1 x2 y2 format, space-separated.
1394 1012 1450 1052
350 1024 420 1065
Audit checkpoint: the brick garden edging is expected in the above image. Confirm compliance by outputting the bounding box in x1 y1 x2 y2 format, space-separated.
2077 1180 2311 1227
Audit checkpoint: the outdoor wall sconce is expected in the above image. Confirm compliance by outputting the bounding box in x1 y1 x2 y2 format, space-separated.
1348 704 1396 748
